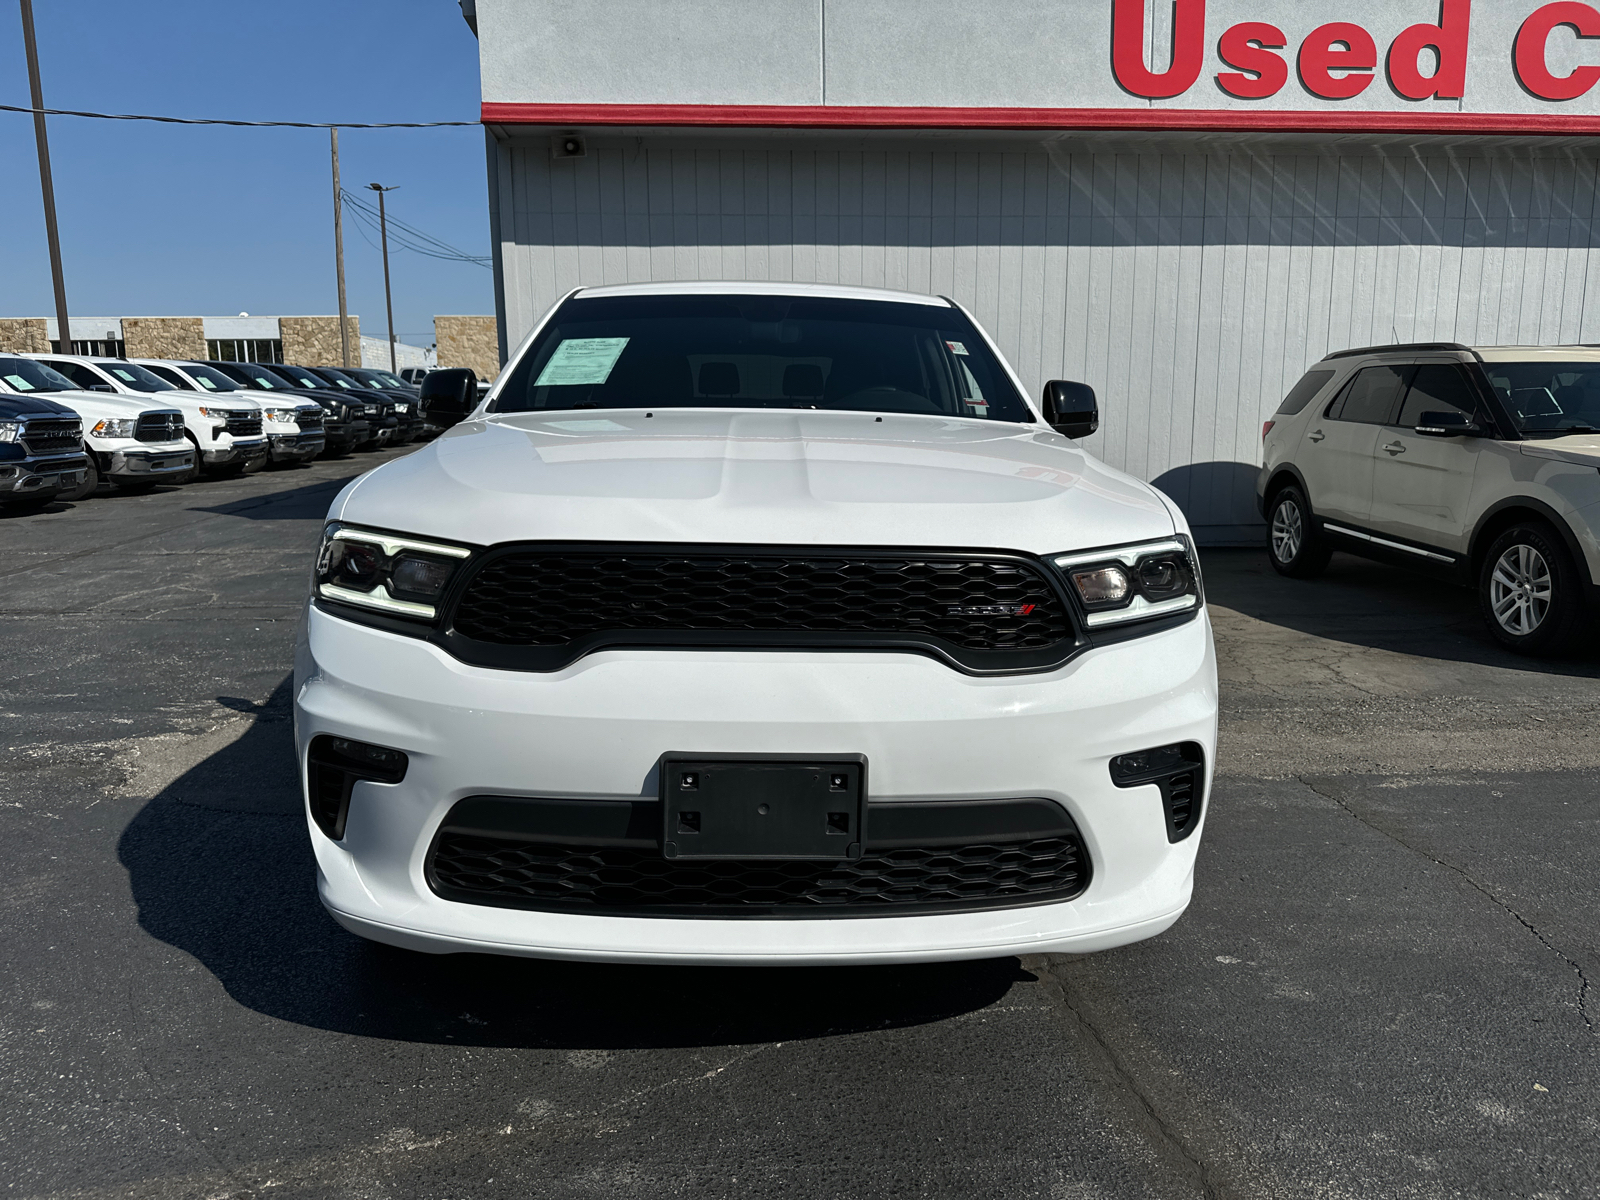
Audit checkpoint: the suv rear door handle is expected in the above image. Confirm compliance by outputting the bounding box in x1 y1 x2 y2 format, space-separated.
1307 429 1325 442
1382 441 1406 455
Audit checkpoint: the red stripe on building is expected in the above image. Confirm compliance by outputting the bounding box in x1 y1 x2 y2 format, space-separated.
481 102 1600 137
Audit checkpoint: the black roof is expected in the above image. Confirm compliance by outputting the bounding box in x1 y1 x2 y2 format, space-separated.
1320 342 1481 362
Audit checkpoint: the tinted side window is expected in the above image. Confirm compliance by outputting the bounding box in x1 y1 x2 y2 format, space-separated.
1276 369 1335 416
146 365 186 388
49 361 108 390
1329 366 1410 425
1398 366 1478 428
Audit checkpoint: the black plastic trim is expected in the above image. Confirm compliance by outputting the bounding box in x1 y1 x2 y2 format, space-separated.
319 540 1096 677
1321 342 1480 362
424 794 1091 919
1109 742 1206 843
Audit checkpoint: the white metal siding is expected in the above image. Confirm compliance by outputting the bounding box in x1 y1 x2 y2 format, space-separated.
494 137 1600 540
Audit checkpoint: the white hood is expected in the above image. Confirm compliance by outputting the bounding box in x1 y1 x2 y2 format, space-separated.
334 410 1177 554
32 389 174 423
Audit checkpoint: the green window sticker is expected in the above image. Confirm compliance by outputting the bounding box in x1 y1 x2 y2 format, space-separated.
4 375 37 391
196 378 217 390
535 337 630 387
113 369 136 381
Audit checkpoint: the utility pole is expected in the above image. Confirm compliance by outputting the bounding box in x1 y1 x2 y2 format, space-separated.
19 0 70 353
330 129 352 368
367 183 398 374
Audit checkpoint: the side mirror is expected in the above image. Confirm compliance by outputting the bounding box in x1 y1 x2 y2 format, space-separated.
1042 380 1099 439
419 368 479 429
1415 410 1480 437
88 383 116 393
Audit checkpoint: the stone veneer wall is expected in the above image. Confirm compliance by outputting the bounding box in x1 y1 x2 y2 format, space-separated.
434 315 500 382
0 318 50 354
281 316 360 367
123 317 206 361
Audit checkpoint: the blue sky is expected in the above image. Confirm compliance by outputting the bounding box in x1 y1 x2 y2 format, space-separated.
0 0 489 348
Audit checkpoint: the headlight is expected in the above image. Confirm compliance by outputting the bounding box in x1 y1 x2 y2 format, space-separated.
1053 536 1202 628
90 417 136 438
363 405 380 417
314 523 472 620
392 403 409 413
0 421 19 443
261 408 297 423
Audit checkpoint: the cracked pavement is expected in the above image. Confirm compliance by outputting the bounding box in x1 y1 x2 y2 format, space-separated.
2 453 1598 1199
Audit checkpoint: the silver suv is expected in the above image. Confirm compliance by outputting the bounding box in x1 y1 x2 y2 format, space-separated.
1259 343 1600 655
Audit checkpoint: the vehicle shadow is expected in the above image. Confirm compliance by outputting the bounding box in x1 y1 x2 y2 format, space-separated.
1201 546 1600 675
188 475 367 521
117 678 1022 1049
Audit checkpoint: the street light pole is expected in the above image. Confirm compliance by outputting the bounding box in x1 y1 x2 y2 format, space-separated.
330 129 352 369
367 183 398 374
19 0 71 353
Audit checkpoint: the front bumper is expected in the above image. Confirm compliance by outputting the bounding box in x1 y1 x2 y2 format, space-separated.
0 453 91 496
103 446 194 479
269 432 327 462
202 437 269 466
294 607 1219 965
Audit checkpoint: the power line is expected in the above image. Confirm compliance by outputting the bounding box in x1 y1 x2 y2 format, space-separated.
341 187 491 268
0 102 475 128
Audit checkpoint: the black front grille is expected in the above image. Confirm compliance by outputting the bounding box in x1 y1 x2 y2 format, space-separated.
134 412 184 443
429 832 1089 917
20 416 81 453
226 411 263 437
450 549 1074 669
295 406 324 429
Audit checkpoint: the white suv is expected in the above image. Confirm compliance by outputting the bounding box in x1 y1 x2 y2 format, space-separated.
295 282 1218 965
29 354 268 477
1260 343 1600 654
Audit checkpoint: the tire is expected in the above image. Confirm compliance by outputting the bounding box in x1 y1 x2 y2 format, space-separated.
177 438 204 484
1266 484 1332 579
1478 522 1588 655
56 454 100 503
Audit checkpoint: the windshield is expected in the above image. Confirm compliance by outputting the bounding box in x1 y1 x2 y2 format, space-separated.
272 367 327 389
0 357 77 393
310 368 359 389
238 365 295 390
1483 361 1600 435
98 362 175 392
492 294 1033 421
179 364 242 392
349 368 407 389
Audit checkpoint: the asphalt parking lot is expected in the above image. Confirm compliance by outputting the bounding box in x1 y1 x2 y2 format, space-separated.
4 451 1598 1200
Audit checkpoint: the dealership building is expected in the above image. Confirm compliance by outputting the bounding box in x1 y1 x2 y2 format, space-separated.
469 0 1600 542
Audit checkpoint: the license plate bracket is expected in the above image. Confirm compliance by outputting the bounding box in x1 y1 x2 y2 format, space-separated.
660 754 867 861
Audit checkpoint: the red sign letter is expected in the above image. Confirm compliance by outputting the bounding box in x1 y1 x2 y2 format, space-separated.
1112 0 1206 99
1217 22 1289 98
1388 0 1471 100
1299 22 1379 99
1515 2 1600 100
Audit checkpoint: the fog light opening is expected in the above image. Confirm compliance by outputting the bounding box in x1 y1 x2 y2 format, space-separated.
306 734 409 840
1110 742 1206 843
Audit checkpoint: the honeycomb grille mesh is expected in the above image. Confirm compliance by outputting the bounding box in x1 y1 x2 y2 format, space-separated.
429 833 1089 914
451 551 1071 651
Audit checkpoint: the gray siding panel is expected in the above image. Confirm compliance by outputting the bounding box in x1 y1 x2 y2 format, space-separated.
497 138 1600 541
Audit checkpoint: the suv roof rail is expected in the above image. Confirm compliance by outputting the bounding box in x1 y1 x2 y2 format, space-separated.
1321 342 1481 361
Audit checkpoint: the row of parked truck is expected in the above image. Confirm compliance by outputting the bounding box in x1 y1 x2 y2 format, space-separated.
0 354 440 508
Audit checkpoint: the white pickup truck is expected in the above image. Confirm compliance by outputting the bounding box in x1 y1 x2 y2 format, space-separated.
28 353 267 479
0 356 192 497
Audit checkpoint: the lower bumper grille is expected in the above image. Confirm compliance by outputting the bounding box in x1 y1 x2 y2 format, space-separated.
425 796 1090 917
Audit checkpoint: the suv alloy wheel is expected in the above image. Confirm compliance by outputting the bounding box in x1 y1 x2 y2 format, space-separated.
1479 522 1587 654
1266 484 1331 578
